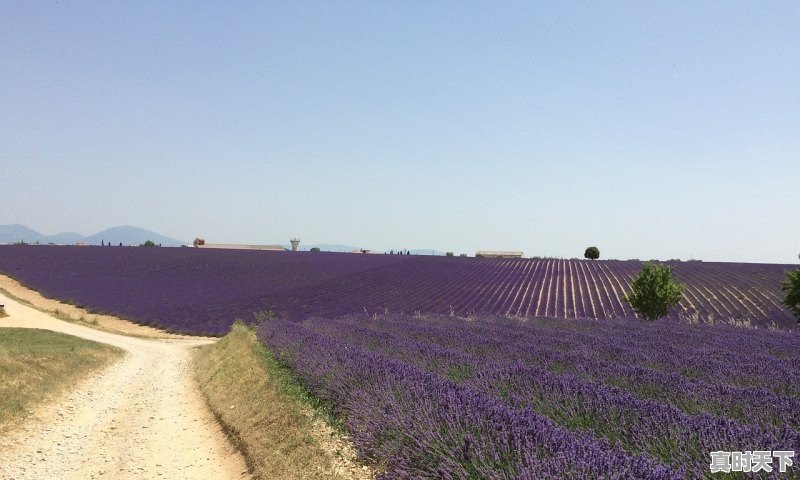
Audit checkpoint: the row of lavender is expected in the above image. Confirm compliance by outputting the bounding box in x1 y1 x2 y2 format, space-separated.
0 246 795 334
258 313 800 478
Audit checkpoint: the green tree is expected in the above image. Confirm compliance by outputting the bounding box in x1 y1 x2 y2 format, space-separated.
141 240 156 247
782 268 800 323
310 247 321 252
584 246 600 260
624 263 685 321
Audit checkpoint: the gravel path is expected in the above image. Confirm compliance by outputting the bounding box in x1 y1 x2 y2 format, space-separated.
0 293 250 480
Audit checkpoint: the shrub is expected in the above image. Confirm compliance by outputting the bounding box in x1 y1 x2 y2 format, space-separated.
584 247 600 260
310 247 321 252
782 269 800 323
625 263 685 321
141 240 156 247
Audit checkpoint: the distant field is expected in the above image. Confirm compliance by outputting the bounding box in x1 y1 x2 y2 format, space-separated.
0 245 795 334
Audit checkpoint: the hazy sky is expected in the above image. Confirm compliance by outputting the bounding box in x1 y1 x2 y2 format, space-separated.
2 2 798 263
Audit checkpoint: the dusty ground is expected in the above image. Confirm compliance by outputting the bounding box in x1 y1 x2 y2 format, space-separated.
0 292 250 480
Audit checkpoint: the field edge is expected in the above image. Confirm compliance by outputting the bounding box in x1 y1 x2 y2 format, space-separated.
192 322 373 480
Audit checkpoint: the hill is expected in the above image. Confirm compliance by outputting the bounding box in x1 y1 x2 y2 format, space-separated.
0 224 52 244
0 224 185 247
84 226 185 247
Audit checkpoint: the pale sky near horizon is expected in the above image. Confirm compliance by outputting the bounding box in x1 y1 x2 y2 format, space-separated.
1 2 798 263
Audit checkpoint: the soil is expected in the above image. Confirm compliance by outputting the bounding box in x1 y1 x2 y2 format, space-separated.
0 292 250 480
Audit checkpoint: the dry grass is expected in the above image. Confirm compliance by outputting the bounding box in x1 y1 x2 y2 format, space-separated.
193 323 372 480
0 328 124 433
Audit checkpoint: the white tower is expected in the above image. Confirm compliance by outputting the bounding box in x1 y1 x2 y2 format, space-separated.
290 238 300 251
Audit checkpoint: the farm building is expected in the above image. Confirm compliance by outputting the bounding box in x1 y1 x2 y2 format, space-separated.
475 251 523 259
196 244 285 251
193 236 287 251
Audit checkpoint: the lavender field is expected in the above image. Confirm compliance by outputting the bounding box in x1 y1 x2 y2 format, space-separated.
259 313 800 478
1 245 799 477
0 245 795 334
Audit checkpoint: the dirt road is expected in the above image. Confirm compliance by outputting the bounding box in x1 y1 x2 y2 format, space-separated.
0 293 250 480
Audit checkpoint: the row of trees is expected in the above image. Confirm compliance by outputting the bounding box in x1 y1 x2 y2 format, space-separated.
99 240 160 247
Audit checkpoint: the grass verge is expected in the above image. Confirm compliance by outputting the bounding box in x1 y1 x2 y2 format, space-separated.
0 328 124 432
193 322 372 480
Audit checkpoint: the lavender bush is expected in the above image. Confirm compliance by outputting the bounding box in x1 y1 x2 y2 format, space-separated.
259 314 800 478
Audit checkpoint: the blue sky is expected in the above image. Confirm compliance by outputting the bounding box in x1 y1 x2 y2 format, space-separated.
1 1 798 263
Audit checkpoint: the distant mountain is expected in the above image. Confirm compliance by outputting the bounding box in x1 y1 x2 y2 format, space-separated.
0 224 186 247
85 226 186 247
48 232 85 244
0 226 441 252
0 224 48 244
